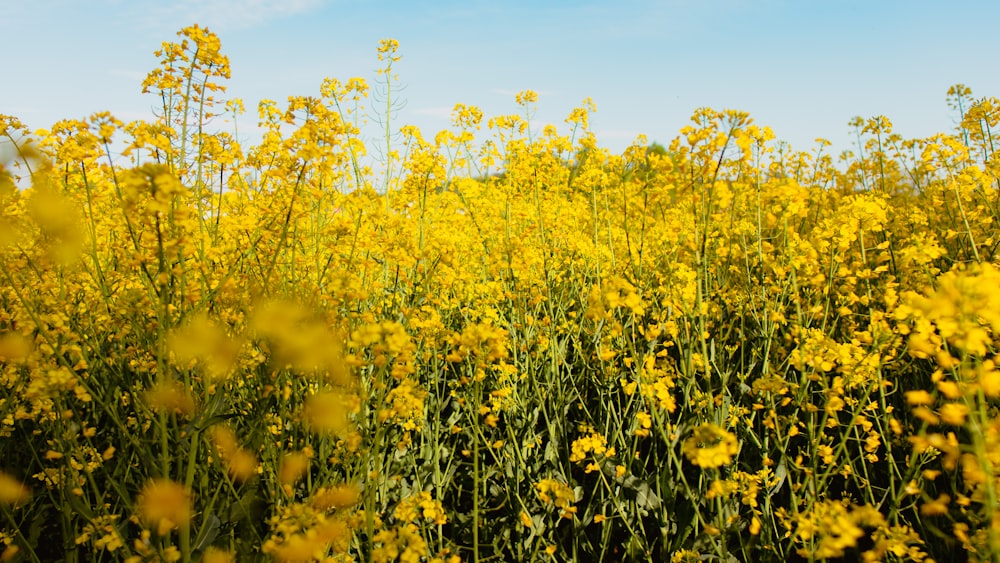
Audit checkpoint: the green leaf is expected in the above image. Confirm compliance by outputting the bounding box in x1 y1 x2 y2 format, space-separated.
193 514 221 551
66 491 96 521
631 479 661 511
767 459 787 498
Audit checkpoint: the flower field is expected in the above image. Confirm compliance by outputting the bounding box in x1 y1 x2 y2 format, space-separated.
1 25 1000 562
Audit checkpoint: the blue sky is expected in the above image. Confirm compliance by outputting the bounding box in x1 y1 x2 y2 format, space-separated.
4 0 999 158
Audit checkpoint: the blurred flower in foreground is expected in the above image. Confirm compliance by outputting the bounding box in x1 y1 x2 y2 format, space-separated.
137 478 191 535
0 472 31 506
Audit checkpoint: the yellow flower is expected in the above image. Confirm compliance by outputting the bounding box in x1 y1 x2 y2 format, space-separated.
635 411 652 437
569 428 608 463
27 185 84 264
252 300 352 383
144 381 196 417
0 472 30 506
1 545 20 562
226 449 259 482
269 533 326 562
167 313 241 381
535 478 578 519
0 332 31 363
793 501 884 559
207 426 258 481
279 452 310 485
898 263 1000 357
376 38 401 62
939 402 969 426
905 390 935 405
682 423 739 468
515 90 538 106
519 511 533 528
304 391 352 436
920 494 951 516
976 359 1000 396
310 484 360 512
136 479 191 535
201 547 233 563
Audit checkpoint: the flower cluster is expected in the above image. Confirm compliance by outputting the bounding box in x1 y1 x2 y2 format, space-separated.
1 24 999 563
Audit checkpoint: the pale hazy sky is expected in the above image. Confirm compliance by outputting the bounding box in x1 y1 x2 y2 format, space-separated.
3 0 999 157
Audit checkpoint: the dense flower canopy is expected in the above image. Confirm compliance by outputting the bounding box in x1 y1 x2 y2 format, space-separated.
1 24 999 562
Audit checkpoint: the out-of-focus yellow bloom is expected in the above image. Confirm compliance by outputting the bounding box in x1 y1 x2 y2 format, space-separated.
136 479 191 536
920 494 951 516
0 332 31 363
279 452 310 486
0 472 30 506
201 547 234 563
144 380 196 417
168 313 242 381
252 300 351 383
897 263 1000 359
27 182 84 264
1 545 20 562
310 484 360 512
939 402 969 426
304 391 351 436
905 390 935 405
209 426 260 482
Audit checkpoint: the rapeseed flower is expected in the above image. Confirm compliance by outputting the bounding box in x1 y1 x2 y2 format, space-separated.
394 491 447 525
6 24 1000 562
682 424 738 468
136 478 191 536
304 390 352 437
309 484 360 512
167 313 241 381
0 472 30 506
535 478 577 519
897 263 1000 358
144 381 196 417
791 500 884 559
569 427 611 469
